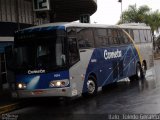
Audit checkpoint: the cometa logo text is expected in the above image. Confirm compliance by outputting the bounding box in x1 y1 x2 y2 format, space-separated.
28 70 45 74
104 49 122 60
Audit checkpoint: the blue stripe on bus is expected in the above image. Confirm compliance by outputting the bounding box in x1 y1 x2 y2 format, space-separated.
82 44 140 93
16 71 69 90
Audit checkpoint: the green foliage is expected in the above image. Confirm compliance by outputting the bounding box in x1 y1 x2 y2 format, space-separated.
145 10 160 33
118 4 160 34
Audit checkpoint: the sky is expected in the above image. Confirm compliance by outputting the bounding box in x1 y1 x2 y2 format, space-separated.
90 0 160 25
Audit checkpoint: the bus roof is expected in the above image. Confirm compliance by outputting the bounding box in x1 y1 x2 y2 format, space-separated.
17 22 151 33
119 23 151 30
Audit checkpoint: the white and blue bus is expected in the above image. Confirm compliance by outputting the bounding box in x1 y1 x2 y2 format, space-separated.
7 22 153 98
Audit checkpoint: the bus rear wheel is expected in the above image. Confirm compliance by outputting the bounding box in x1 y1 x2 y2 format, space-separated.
129 63 143 81
142 62 147 78
135 63 143 80
86 76 97 96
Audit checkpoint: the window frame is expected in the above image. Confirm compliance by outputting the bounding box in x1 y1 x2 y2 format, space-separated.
68 37 80 66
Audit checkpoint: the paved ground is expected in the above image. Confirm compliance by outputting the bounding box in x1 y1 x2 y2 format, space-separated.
1 60 160 120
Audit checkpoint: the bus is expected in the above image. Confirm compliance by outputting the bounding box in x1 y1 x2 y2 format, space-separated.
7 22 153 98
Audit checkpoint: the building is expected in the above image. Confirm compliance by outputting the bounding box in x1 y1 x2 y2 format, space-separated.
0 0 97 91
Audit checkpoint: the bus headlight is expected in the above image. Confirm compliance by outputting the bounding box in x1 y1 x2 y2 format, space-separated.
49 80 69 87
17 83 27 89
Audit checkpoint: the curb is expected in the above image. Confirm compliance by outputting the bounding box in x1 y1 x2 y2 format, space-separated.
0 103 20 115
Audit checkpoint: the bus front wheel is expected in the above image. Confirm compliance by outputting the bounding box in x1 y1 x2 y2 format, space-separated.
86 76 97 96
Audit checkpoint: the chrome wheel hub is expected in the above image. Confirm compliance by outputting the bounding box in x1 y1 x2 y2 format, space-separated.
137 68 141 78
87 80 95 94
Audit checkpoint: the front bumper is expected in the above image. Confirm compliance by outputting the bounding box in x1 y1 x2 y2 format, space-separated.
13 87 73 98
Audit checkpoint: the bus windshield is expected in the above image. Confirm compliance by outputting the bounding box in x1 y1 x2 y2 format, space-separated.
14 36 67 73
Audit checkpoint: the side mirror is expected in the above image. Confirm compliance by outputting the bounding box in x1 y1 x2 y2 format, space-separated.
61 54 66 64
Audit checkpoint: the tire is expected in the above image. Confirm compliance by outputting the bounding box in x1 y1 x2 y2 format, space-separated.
135 63 143 80
129 75 135 81
129 63 143 81
142 62 147 78
86 76 98 96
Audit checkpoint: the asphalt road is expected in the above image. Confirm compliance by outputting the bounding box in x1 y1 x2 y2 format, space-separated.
3 60 160 120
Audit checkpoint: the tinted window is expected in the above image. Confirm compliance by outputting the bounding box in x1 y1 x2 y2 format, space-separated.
118 29 125 44
147 30 152 42
111 29 119 44
129 29 134 40
77 28 94 49
68 38 79 65
121 29 131 44
123 32 130 44
67 28 76 36
95 28 109 47
133 30 140 43
108 29 114 45
143 30 148 42
97 29 106 36
14 36 67 72
125 29 134 40
139 30 145 42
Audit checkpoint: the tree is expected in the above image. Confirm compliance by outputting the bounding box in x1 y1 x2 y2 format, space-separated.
122 4 150 23
145 10 160 34
118 4 160 35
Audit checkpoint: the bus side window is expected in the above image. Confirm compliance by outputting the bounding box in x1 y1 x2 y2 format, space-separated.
77 28 94 49
95 28 108 47
68 38 80 66
133 30 140 43
121 31 130 44
117 29 125 44
129 29 134 40
108 29 113 45
111 29 119 44
144 30 148 42
105 29 110 45
147 30 152 42
67 27 76 36
124 35 129 44
139 30 146 43
115 29 120 44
